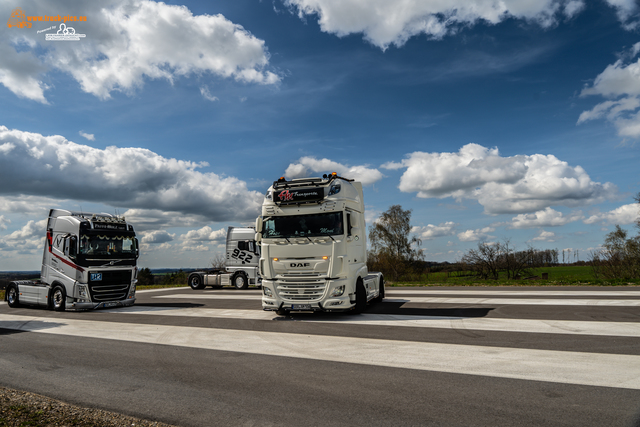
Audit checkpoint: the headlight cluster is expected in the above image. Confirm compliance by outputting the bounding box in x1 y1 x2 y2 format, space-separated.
128 282 136 299
263 286 273 297
330 285 345 297
77 284 89 299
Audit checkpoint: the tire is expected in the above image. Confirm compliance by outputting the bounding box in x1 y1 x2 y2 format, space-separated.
6 285 20 308
189 274 205 290
352 279 366 314
375 276 385 302
51 285 66 311
233 272 248 290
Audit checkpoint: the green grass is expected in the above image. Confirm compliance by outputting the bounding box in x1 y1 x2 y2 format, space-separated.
391 265 640 287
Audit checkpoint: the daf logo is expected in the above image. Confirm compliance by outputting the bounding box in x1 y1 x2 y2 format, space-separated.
290 262 310 268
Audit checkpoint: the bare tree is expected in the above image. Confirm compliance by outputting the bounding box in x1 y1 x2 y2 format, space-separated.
210 253 226 270
461 241 501 279
590 225 640 280
368 205 423 280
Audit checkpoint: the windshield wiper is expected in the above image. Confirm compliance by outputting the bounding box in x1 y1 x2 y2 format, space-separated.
320 232 336 241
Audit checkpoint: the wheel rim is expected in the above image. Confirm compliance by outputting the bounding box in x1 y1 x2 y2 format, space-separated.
53 289 63 307
235 276 245 288
8 288 16 304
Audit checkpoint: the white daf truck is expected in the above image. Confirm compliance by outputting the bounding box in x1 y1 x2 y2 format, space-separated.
4 209 139 311
256 173 384 315
187 226 260 290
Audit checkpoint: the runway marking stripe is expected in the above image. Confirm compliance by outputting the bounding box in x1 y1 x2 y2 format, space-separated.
112 306 640 337
1 313 639 390
153 294 640 306
386 290 640 297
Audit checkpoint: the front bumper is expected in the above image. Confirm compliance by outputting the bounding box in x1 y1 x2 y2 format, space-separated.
261 278 354 312
69 297 135 310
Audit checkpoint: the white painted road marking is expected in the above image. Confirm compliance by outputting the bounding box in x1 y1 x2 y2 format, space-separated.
1 313 639 390
153 293 640 306
112 306 640 338
386 290 640 297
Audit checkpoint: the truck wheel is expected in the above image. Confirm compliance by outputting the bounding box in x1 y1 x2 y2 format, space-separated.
189 274 205 290
233 272 248 290
352 279 366 314
375 276 385 302
6 285 20 308
51 286 66 311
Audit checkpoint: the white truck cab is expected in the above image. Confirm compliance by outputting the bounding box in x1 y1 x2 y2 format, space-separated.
257 173 384 315
187 226 260 290
5 209 139 310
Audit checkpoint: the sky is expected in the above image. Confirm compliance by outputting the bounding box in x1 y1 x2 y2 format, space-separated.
1 0 639 270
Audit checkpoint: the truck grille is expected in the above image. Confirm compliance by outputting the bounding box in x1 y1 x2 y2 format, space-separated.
276 280 326 301
88 270 131 302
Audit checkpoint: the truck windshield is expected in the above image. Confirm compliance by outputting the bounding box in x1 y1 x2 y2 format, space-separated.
262 212 343 238
79 233 136 258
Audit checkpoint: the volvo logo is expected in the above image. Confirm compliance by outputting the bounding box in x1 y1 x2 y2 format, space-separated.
290 262 310 268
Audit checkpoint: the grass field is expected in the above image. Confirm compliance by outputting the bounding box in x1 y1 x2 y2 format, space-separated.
394 265 640 286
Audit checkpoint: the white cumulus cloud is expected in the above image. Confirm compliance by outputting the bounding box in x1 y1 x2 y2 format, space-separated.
285 156 383 185
583 203 639 225
0 219 47 254
283 0 586 49
0 125 263 222
509 207 583 229
141 230 175 244
180 226 227 242
79 131 95 141
578 43 640 137
386 143 615 215
412 222 457 240
531 230 557 242
457 227 495 242
0 0 279 103
0 215 10 230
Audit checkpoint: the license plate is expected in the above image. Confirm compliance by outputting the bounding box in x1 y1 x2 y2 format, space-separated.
291 304 312 310
103 302 119 308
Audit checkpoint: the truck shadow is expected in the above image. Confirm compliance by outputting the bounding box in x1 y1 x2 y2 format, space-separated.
134 303 204 308
273 302 493 321
366 301 493 317
0 320 66 335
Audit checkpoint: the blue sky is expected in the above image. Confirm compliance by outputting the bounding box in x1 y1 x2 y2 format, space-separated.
1 0 639 270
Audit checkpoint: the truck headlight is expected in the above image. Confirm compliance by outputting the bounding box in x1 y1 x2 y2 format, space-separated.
263 286 273 297
128 283 136 298
330 285 345 297
77 284 90 302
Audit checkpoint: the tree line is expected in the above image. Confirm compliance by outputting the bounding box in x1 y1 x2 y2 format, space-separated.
367 195 640 282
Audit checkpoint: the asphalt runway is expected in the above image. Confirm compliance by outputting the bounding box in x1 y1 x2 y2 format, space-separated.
1 286 640 426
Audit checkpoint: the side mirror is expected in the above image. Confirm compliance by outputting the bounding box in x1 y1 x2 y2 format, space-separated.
350 214 358 228
255 216 263 233
135 238 140 259
255 232 262 243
